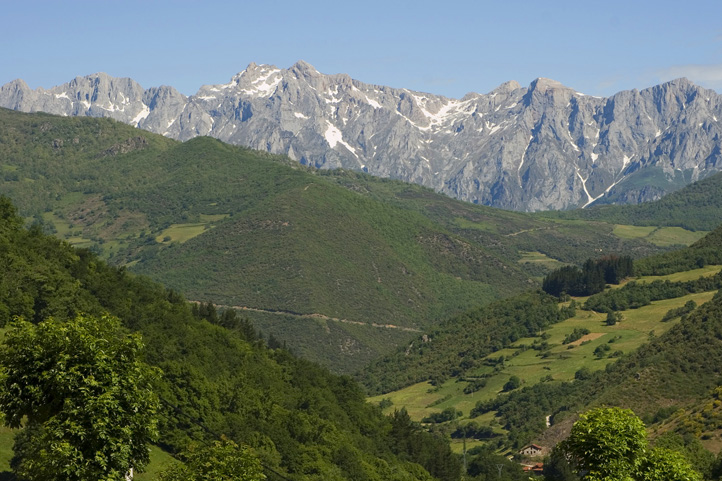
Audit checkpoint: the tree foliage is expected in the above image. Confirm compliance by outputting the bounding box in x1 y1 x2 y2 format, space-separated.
0 314 160 481
0 195 459 480
361 291 577 394
583 272 722 313
158 438 265 481
542 255 633 297
560 407 700 481
636 447 702 481
634 224 722 276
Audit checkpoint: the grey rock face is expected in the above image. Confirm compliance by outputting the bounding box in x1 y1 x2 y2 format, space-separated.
2 63 721 211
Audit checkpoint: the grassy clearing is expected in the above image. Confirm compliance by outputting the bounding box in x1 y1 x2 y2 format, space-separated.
648 227 708 246
156 223 208 243
65 236 95 248
134 445 179 480
369 285 719 426
0 426 13 475
518 251 567 269
613 225 657 240
635 265 722 284
613 224 707 247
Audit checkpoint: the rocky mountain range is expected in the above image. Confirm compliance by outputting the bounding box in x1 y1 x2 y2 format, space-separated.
2 60 721 211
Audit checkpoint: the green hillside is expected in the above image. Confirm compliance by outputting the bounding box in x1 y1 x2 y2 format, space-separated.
0 107 674 373
541 170 722 231
363 226 722 465
0 196 461 481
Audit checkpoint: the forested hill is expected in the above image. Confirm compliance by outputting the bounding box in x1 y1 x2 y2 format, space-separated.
360 291 577 395
0 196 461 481
634 224 722 276
477 285 722 456
541 171 722 231
0 107 667 373
360 224 722 474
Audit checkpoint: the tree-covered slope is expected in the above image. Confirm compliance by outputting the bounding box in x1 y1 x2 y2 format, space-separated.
462 227 722 448
541 171 722 231
362 225 722 467
0 196 461 481
474 288 722 453
0 107 670 372
360 291 577 395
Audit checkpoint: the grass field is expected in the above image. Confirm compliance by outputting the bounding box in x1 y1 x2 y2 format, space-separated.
613 225 657 239
0 426 13 479
134 446 179 480
613 225 708 247
155 216 229 244
635 264 722 283
156 222 208 243
517 251 567 270
647 227 708 246
369 267 722 439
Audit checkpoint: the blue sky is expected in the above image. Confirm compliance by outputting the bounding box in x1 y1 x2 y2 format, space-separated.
3 0 721 99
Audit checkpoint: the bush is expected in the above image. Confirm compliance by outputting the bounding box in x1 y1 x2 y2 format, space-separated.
503 376 522 392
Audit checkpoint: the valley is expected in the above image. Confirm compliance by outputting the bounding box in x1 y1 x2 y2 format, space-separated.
369 266 722 454
0 107 677 373
2 107 722 479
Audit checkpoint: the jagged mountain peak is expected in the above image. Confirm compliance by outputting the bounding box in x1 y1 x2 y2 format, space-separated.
1 64 720 212
659 77 694 89
527 77 579 96
490 79 522 95
290 59 319 74
0 78 30 95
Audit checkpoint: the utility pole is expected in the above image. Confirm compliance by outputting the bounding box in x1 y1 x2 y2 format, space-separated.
496 463 504 480
462 429 467 474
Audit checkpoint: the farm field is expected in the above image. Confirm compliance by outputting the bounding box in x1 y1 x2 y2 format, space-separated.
517 251 567 271
613 224 708 247
369 267 722 450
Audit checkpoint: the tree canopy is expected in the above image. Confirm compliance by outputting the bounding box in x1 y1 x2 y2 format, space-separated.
0 314 160 481
559 407 700 481
0 194 461 480
158 438 265 481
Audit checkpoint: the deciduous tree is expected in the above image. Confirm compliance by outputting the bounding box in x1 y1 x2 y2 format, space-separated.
0 314 159 481
158 438 266 481
560 407 700 481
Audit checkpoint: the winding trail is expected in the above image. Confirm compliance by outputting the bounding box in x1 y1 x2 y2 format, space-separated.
504 226 552 237
191 301 422 333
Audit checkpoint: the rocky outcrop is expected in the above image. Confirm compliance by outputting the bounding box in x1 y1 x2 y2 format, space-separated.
2 63 720 211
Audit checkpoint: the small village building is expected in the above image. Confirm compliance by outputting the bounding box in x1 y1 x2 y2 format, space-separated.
519 444 543 456
522 462 544 476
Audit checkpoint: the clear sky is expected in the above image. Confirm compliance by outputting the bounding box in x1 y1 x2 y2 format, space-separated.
3 0 721 99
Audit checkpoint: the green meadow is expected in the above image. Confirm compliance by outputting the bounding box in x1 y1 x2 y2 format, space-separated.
613 224 708 247
369 267 722 449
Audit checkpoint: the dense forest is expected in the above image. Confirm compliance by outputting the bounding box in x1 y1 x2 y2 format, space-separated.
635 225 722 275
541 255 634 297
